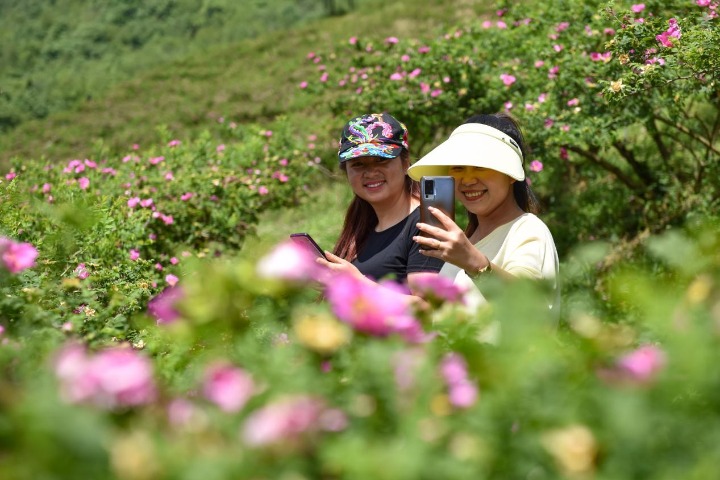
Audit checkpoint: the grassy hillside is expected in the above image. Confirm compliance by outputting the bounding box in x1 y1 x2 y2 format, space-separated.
0 0 492 168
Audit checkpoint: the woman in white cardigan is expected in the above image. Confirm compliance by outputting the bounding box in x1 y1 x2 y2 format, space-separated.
408 113 560 315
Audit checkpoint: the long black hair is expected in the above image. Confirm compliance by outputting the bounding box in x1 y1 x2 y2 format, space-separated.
333 150 420 260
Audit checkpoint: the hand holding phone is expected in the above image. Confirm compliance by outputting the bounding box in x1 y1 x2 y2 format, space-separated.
420 176 455 229
290 233 328 260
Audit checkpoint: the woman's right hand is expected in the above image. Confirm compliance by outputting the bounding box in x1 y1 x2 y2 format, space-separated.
316 251 365 280
414 206 490 274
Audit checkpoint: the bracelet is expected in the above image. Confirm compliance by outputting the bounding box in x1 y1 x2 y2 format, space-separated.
466 262 491 279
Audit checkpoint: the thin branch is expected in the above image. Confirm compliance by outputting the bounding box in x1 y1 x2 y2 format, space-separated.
655 115 720 157
563 145 644 190
612 141 659 185
646 118 671 162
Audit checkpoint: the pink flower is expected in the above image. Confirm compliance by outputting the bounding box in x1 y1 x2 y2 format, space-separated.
320 72 328 83
500 73 516 86
440 353 478 408
496 20 507 29
656 18 681 47
165 274 179 286
631 3 645 12
84 159 97 168
548 65 560 79
567 98 580 106
430 89 443 98
140 198 154 208
299 81 308 89
132 144 140 150
389 72 404 81
53 343 157 409
164 172 174 181
348 37 357 45
78 177 90 190
408 68 421 78
325 273 426 342
241 395 346 447
385 36 399 45
202 362 255 413
590 52 613 62
401 54 410 62
616 345 666 383
149 156 165 165
420 82 430 94
258 186 269 195
75 263 89 280
170 257 179 265
216 144 225 153
408 273 466 303
0 237 39 273
180 192 194 201
129 249 140 261
167 398 200 427
168 140 181 147
127 197 140 208
42 183 52 193
417 46 430 53
530 160 544 172
534 60 545 68
5 172 16 181
257 240 323 282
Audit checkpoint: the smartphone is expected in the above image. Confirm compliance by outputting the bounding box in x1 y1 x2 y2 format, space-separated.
420 176 455 229
290 233 328 260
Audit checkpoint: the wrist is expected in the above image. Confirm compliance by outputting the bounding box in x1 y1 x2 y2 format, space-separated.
465 257 491 279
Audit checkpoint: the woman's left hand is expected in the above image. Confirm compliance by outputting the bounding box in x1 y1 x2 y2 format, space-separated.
413 206 488 273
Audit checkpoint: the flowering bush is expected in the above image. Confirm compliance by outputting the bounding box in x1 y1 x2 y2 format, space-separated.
301 0 719 256
0 214 719 478
0 120 322 344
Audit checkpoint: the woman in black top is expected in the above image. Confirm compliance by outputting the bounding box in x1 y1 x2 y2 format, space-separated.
318 112 443 293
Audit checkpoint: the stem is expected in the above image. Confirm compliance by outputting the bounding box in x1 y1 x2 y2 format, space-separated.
563 145 644 190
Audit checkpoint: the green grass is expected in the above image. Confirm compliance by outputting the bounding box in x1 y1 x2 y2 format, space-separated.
240 180 354 259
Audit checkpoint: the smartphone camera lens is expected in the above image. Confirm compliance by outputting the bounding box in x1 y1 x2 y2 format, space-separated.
424 179 435 197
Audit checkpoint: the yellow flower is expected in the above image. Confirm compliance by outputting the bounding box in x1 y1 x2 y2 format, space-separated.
541 424 598 476
611 80 623 93
686 275 713 305
293 312 349 354
619 54 630 65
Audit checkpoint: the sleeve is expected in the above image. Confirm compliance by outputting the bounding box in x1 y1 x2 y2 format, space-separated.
499 218 558 281
405 209 444 274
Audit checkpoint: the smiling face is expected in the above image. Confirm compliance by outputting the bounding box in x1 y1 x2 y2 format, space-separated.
344 155 408 207
449 166 517 219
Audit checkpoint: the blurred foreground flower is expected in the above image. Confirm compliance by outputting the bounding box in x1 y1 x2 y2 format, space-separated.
541 424 598 476
326 274 428 342
202 362 255 413
440 353 478 408
241 395 347 448
257 240 324 282
293 312 350 355
147 286 184 325
616 344 666 383
53 343 157 409
0 237 39 274
407 272 466 305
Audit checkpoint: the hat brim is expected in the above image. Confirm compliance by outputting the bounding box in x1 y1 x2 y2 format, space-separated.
408 124 525 181
339 143 402 162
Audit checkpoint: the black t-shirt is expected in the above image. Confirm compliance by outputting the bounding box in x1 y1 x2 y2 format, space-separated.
351 207 444 283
